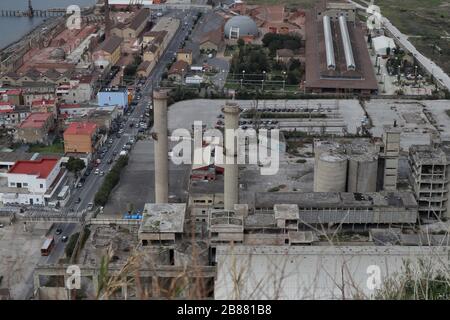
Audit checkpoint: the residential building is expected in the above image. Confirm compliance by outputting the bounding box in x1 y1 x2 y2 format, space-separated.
168 60 189 83
23 89 56 107
0 89 23 105
59 103 95 117
16 112 54 144
0 68 73 87
56 76 94 104
176 49 193 65
63 122 98 154
0 103 30 128
0 157 64 205
31 99 57 115
199 29 223 52
137 61 154 78
92 35 123 68
111 8 149 42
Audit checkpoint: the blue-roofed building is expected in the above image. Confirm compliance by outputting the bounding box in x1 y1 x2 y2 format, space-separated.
97 86 129 111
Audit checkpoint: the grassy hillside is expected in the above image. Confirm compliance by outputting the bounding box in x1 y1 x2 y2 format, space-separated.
358 0 450 75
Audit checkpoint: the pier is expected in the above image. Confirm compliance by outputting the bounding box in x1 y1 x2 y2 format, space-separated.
0 8 67 18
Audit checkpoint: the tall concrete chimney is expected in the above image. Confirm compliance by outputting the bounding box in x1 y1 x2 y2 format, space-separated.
153 89 169 203
222 103 241 211
104 0 111 38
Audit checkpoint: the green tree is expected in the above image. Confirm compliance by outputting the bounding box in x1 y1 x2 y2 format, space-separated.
66 157 86 177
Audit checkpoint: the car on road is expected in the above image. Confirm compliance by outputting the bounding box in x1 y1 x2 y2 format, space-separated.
75 197 81 204
87 202 94 210
100 171 105 176
55 228 62 235
0 223 4 228
77 182 83 188
94 168 100 175
61 236 68 243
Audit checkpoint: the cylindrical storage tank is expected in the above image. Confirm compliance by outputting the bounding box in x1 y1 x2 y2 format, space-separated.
313 141 342 187
347 154 378 193
314 152 348 192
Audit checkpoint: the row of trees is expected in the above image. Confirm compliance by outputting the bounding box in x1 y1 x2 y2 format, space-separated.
94 155 129 206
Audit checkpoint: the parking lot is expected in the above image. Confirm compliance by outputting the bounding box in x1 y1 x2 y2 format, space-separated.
102 140 191 218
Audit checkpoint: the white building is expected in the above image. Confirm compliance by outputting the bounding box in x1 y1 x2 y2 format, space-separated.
56 77 93 104
0 158 65 205
185 75 204 85
372 35 396 56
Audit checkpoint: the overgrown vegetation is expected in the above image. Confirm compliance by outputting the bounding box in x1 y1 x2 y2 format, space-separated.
65 232 80 258
123 55 143 81
66 157 86 177
94 156 129 206
372 0 450 75
262 32 302 54
28 138 64 154
375 259 450 300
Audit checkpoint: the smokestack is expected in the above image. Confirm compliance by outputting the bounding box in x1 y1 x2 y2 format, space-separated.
222 103 241 211
104 0 111 38
153 89 169 203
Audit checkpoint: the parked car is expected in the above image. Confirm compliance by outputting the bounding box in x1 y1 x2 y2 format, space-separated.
61 236 68 243
94 168 100 175
100 171 105 176
55 228 62 235
87 203 94 210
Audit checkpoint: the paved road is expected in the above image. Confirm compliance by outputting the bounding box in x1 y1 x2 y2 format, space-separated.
348 0 450 91
18 8 200 300
64 9 198 214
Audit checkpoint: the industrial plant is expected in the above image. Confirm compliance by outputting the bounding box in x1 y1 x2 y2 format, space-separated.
0 0 449 304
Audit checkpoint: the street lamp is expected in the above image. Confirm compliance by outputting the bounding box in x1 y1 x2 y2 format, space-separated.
261 79 264 91
382 73 386 92
414 65 418 85
282 71 286 91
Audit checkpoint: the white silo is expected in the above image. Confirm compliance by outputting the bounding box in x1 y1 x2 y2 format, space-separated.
314 152 348 192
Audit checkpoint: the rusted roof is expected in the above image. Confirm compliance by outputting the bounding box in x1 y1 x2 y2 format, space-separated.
305 10 378 91
98 35 123 54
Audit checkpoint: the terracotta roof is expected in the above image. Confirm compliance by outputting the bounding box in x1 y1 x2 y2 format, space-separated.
98 35 123 54
3 89 22 95
8 158 59 178
137 61 151 71
59 103 82 109
168 60 189 75
18 112 53 129
32 99 55 107
178 48 192 54
64 122 97 135
200 28 223 46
